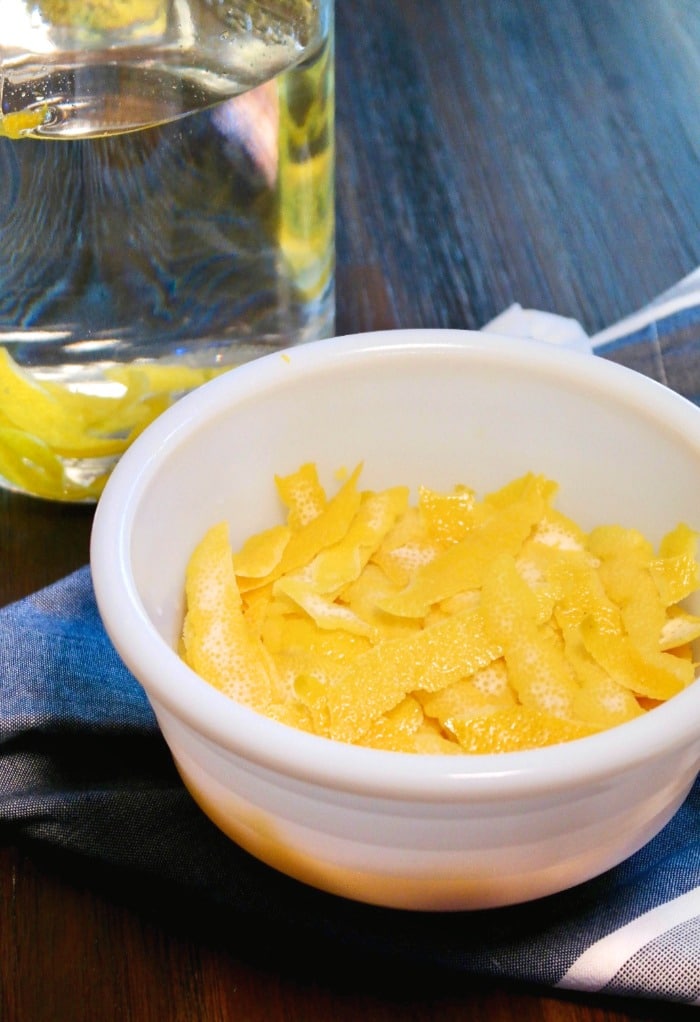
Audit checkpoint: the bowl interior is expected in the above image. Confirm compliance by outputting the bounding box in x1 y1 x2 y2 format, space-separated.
119 331 700 648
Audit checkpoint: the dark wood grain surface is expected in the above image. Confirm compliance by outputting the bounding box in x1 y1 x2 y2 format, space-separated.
2 0 700 1018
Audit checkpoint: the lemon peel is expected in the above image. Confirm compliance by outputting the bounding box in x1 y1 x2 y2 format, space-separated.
418 484 477 545
182 522 274 707
180 464 700 754
376 473 551 618
354 697 424 752
448 706 599 755
0 106 50 139
234 525 292 578
308 486 409 595
275 462 327 530
238 463 364 592
0 346 226 501
325 608 502 743
37 0 166 32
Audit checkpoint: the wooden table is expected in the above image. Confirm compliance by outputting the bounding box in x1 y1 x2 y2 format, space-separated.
2 0 700 1018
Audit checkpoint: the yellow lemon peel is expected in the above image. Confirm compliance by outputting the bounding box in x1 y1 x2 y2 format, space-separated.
182 522 274 707
0 106 50 139
37 0 165 32
0 346 227 501
180 464 700 754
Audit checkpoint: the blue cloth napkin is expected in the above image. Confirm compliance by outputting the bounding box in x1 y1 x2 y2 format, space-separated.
2 281 700 1004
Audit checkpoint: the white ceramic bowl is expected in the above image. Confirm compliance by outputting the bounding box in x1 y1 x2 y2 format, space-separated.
91 329 700 911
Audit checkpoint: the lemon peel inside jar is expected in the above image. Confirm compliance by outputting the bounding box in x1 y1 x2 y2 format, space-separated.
37 0 166 33
0 348 226 501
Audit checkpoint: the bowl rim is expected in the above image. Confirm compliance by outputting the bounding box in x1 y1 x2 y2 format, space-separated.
91 328 700 800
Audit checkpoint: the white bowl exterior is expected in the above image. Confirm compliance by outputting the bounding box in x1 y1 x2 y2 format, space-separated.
91 329 700 909
154 698 698 909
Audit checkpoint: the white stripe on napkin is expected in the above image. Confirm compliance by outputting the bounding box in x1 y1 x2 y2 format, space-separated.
483 265 700 353
555 886 700 1000
592 267 700 346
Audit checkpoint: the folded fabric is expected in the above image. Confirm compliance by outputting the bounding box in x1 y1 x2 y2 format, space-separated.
484 266 700 404
2 280 700 1004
